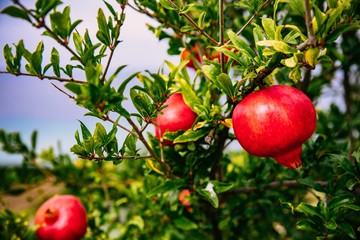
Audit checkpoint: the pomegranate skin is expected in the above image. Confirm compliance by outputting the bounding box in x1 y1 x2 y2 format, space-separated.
232 85 316 168
154 93 197 145
34 195 87 240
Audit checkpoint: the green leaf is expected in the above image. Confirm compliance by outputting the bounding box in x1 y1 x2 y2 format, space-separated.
1 6 32 23
127 216 145 231
78 120 92 140
210 181 234 193
173 128 208 144
339 222 356 239
94 123 107 145
214 73 235 98
51 47 60 77
146 179 186 198
178 78 202 113
196 182 219 208
296 219 319 232
159 0 177 10
256 40 297 54
173 216 198 230
197 12 206 29
295 203 322 218
324 218 337 230
289 67 301 83
202 64 221 82
180 3 195 14
281 55 298 68
31 130 38 150
227 30 256 58
96 8 111 46
262 18 276 40
180 25 193 33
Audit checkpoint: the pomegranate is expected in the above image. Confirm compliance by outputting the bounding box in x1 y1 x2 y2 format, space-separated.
232 85 316 168
34 195 87 240
180 46 201 69
154 93 197 145
178 189 192 212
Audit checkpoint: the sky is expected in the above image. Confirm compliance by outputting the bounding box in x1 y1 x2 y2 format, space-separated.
0 0 178 164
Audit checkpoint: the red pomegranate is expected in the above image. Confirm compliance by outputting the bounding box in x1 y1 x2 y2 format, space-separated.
232 85 316 168
154 93 197 145
34 195 87 240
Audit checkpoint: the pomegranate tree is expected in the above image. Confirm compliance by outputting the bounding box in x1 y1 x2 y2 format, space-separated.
232 85 316 168
34 195 88 240
154 93 197 145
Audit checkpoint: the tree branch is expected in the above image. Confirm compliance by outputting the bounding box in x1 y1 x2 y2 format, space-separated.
0 71 86 83
296 0 317 50
101 2 127 84
166 0 219 46
14 0 84 64
229 180 327 195
225 0 271 45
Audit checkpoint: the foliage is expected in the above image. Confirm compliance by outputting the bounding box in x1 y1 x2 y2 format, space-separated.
0 0 360 239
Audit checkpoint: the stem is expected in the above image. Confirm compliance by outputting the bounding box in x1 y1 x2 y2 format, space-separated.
166 0 219 46
219 0 225 73
125 116 173 177
297 0 317 50
103 115 137 137
225 0 271 45
14 1 83 64
0 71 86 83
101 2 126 83
229 180 327 194
51 83 75 99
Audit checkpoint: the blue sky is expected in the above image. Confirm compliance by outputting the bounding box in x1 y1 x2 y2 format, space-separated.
0 0 178 164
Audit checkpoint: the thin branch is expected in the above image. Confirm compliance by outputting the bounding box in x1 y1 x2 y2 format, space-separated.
229 180 327 194
85 154 153 161
101 2 127 83
166 0 219 46
219 0 225 73
13 1 83 64
296 0 317 50
125 116 173 177
0 71 86 83
51 83 75 99
103 115 138 137
225 0 271 45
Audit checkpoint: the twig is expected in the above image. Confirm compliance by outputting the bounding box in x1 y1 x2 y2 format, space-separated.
225 0 271 45
13 0 83 64
219 0 225 73
103 115 138 137
296 0 317 50
51 83 75 99
0 71 86 83
229 180 327 194
125 116 173 177
166 0 219 46
101 2 127 83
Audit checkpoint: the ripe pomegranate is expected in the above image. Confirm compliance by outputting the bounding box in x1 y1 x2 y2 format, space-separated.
180 46 201 69
232 85 316 168
154 93 197 145
34 195 87 240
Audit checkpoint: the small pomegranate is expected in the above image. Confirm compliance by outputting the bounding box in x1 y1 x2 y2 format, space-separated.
180 46 201 69
178 189 192 212
154 93 197 145
232 85 316 168
34 195 87 240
